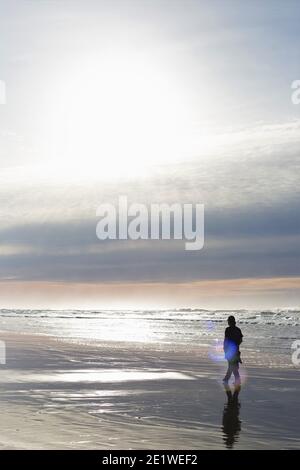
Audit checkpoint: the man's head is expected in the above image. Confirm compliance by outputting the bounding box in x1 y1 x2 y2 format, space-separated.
227 315 236 326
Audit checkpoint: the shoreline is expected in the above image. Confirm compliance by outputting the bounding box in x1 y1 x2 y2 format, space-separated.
0 330 299 449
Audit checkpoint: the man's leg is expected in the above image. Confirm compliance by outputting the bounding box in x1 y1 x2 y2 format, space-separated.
233 363 241 385
223 362 233 383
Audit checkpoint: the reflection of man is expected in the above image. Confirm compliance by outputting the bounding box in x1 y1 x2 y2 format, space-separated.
223 316 243 385
222 384 241 449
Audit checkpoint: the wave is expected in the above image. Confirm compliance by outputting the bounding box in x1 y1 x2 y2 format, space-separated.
0 308 299 326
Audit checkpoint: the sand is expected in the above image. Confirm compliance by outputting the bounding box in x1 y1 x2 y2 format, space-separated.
0 331 299 449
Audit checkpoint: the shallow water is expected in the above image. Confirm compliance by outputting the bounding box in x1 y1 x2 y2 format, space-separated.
1 337 299 450
0 308 299 367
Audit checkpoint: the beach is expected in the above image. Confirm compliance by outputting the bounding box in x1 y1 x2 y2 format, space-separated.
0 328 299 450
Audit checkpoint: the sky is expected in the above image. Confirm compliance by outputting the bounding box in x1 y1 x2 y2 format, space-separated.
0 0 300 309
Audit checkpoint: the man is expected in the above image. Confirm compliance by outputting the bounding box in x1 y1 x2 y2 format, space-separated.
223 315 243 385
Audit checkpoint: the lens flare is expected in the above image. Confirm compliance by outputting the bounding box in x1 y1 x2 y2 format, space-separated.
208 338 224 362
208 338 248 387
224 339 239 362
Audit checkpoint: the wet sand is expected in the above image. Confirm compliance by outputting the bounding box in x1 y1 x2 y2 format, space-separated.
0 331 299 449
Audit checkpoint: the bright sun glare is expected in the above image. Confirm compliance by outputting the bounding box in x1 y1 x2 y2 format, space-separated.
46 51 192 180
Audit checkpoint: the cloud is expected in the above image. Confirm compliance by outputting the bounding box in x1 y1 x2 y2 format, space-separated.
0 120 299 286
0 277 299 310
0 209 299 283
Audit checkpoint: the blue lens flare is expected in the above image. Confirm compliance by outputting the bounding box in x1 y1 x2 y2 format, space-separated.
224 339 238 361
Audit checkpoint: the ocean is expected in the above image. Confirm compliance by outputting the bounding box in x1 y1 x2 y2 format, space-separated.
1 308 299 368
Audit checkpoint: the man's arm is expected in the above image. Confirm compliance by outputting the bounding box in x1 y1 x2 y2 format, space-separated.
237 328 243 345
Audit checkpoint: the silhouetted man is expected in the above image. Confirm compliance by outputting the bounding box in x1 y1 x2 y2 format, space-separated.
223 315 243 385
